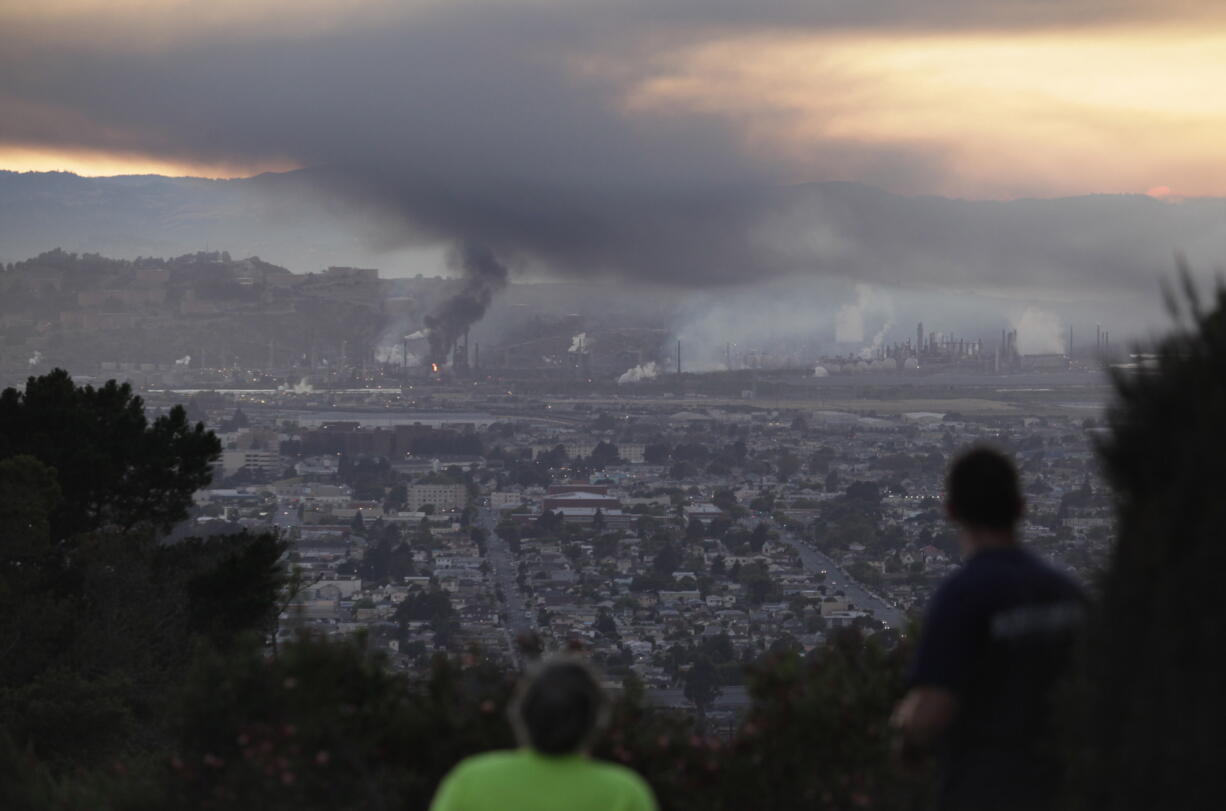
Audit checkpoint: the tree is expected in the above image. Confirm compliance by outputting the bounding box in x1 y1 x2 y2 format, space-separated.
749 489 776 513
594 609 618 638
643 443 671 465
713 488 738 512
384 482 407 512
652 543 683 576
685 516 706 541
738 561 780 606
0 370 221 539
669 460 696 480
749 522 771 553
776 451 801 482
684 655 722 716
0 526 285 769
589 441 621 468
1071 279 1226 810
0 455 61 558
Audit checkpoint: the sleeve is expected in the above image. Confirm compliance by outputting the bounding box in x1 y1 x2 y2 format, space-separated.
428 766 467 811
906 579 982 695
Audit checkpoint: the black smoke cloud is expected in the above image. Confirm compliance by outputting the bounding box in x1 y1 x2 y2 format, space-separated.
425 243 508 364
2 0 1225 302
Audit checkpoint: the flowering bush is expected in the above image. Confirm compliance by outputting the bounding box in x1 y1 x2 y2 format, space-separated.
9 629 928 811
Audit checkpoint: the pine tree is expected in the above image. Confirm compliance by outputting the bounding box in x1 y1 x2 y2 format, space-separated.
1074 276 1226 809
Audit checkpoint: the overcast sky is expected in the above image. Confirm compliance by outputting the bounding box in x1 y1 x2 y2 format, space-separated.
3 0 1225 304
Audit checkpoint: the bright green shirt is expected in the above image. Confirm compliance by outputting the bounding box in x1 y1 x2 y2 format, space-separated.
428 749 657 811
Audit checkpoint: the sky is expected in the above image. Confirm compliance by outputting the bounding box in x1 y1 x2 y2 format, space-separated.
3 0 1226 312
3 0 1225 195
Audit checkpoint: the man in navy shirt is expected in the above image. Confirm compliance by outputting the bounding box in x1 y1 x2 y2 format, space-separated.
893 446 1086 811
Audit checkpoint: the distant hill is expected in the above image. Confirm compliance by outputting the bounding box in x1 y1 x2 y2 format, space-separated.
0 170 418 273
4 170 1226 297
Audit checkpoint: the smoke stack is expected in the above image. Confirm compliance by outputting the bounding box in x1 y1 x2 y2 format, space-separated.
676 340 682 375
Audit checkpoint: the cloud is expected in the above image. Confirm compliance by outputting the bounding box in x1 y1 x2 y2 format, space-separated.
2 0 1226 302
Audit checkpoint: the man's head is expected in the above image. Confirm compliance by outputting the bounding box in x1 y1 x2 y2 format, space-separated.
510 658 608 756
946 446 1024 546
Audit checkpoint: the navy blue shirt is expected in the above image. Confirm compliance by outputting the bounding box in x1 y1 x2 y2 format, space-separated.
908 546 1086 810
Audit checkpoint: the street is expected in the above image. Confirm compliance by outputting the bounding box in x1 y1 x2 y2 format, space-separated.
776 530 908 629
478 507 535 659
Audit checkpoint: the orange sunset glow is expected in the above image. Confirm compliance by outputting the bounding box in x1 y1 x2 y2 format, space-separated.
622 25 1226 197
3 2 1226 197
0 145 297 179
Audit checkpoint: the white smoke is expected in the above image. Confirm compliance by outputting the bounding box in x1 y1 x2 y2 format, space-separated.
27 350 43 367
617 361 659 384
374 328 429 365
813 365 829 377
834 302 865 343
568 332 587 353
1010 307 1065 355
279 378 316 394
375 345 423 366
174 355 192 366
835 284 895 358
858 321 894 360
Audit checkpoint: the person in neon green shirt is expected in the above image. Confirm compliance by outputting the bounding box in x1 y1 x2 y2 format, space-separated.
429 658 657 811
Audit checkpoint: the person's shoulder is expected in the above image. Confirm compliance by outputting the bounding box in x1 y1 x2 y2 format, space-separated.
932 562 980 601
1018 548 1087 596
447 749 525 779
588 760 655 802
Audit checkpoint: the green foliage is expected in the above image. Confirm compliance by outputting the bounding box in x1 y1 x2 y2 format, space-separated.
776 451 801 482
0 455 61 557
1070 279 1226 810
683 656 722 715
714 634 927 811
0 530 286 769
9 627 932 811
0 369 220 539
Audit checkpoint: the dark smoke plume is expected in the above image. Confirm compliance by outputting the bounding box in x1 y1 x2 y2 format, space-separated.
425 243 509 364
4 2 1226 306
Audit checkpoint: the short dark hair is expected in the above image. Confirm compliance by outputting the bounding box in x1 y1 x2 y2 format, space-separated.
946 446 1023 530
512 660 607 755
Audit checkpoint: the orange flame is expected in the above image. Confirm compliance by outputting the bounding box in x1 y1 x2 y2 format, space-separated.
431 363 440 373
